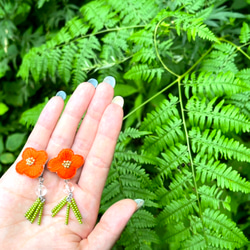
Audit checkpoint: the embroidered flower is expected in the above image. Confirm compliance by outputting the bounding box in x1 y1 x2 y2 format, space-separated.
16 148 48 179
47 149 84 179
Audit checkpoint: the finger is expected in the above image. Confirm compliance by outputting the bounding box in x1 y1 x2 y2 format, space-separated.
46 82 95 158
78 100 123 200
81 199 137 250
72 82 114 159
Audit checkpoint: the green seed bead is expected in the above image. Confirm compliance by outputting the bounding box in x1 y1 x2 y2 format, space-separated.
71 198 82 219
65 203 70 225
37 203 44 225
25 199 40 220
71 204 82 224
30 202 42 224
51 197 67 213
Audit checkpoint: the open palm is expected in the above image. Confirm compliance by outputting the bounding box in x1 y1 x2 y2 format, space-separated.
0 80 137 249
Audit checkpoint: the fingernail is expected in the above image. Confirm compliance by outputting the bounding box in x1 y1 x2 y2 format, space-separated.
134 199 144 211
56 90 67 100
87 78 98 88
112 96 124 108
103 76 116 88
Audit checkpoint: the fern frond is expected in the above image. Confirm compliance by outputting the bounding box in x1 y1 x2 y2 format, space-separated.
47 47 61 79
190 127 250 162
80 0 116 32
200 43 238 73
158 194 198 225
198 185 231 211
181 234 206 250
186 97 250 133
206 231 242 249
156 168 193 205
195 155 250 193
124 64 164 84
227 91 250 118
19 98 48 127
184 72 250 99
240 22 250 44
155 143 189 179
118 128 151 142
140 95 179 131
203 208 248 248
58 43 77 84
143 117 184 155
115 144 159 165
173 12 218 42
163 222 191 243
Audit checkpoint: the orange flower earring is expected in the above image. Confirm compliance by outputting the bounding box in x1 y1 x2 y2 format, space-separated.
47 148 84 224
16 147 48 225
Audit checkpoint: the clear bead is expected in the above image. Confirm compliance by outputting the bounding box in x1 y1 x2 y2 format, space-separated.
63 181 74 194
36 184 47 196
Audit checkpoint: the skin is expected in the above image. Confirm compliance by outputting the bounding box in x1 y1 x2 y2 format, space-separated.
0 81 137 250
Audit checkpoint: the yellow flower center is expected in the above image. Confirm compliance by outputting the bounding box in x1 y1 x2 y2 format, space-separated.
62 160 72 169
26 157 35 166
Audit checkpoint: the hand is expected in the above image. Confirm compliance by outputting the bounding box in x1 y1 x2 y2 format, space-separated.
0 78 139 249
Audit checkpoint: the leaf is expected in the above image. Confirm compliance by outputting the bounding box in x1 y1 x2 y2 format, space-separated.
0 153 15 164
6 133 26 152
0 102 9 115
114 84 138 97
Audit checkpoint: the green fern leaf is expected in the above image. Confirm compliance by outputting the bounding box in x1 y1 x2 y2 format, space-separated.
187 97 250 133
184 72 250 99
155 143 189 179
58 43 77 84
164 222 191 243
124 64 164 84
227 91 250 118
190 127 250 162
143 117 184 155
156 168 193 205
47 48 61 79
19 98 48 127
203 208 248 248
118 128 151 142
240 22 250 44
195 155 250 193
200 43 238 73
158 194 198 225
181 234 206 250
141 95 179 131
199 185 231 210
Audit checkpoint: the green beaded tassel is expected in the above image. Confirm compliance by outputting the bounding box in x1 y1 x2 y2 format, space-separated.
24 197 45 225
51 194 82 225
24 177 46 225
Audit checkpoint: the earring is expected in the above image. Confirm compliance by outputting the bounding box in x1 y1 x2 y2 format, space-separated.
47 148 84 225
16 147 48 225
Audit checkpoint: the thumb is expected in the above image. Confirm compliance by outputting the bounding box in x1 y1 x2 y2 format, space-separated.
81 199 144 250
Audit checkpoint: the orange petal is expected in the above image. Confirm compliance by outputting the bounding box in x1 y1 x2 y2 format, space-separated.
71 155 84 169
47 158 63 172
56 165 78 180
23 164 44 179
16 159 27 174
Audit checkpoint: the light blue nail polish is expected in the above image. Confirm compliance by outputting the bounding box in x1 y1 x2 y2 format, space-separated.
87 78 98 88
134 199 144 210
103 76 116 88
56 91 67 100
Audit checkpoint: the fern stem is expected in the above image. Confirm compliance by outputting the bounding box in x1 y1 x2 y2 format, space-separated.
219 37 250 61
123 78 178 120
56 25 146 49
153 17 180 78
177 77 208 245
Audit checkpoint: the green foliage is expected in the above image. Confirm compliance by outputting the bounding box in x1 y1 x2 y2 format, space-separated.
2 0 250 249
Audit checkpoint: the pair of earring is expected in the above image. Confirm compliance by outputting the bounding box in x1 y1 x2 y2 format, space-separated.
16 147 84 225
